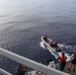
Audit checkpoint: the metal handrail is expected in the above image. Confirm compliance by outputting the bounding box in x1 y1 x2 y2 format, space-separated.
0 48 71 75
0 68 12 75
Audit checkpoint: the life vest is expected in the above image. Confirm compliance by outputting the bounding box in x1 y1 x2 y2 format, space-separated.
54 42 58 45
59 55 67 62
53 42 58 47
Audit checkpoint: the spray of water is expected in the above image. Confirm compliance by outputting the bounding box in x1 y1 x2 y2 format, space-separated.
58 44 73 49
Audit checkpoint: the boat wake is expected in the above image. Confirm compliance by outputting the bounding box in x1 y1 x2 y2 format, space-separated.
40 41 74 59
40 41 73 51
58 44 73 49
40 41 46 49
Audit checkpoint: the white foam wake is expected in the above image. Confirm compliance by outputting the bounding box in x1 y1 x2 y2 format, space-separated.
39 41 46 49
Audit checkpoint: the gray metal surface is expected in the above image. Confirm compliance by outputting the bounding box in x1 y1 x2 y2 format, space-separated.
0 68 12 75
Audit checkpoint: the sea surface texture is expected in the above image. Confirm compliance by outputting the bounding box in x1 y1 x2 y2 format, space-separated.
0 0 76 74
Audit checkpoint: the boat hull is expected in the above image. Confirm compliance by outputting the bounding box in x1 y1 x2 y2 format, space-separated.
41 36 71 61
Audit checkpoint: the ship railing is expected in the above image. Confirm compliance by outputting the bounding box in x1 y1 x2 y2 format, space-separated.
0 48 71 75
0 68 12 75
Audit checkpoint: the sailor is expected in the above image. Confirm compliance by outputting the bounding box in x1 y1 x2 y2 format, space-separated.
58 52 67 71
68 50 76 71
16 64 27 75
43 35 47 41
50 42 54 47
53 42 58 47
50 41 58 48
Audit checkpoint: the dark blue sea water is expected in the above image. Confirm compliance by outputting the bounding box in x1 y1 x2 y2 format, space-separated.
0 0 76 74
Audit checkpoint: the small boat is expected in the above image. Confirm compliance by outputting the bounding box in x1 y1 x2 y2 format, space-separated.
41 36 71 61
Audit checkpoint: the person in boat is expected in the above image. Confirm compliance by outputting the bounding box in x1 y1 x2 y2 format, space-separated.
68 50 76 71
58 51 67 71
53 42 58 47
50 41 58 48
16 64 27 75
43 35 48 41
50 42 54 47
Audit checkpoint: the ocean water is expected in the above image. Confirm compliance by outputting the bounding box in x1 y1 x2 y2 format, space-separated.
0 0 76 74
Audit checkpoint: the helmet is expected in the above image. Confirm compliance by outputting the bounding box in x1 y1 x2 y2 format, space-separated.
62 51 65 56
44 35 47 39
54 42 58 45
50 42 53 45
